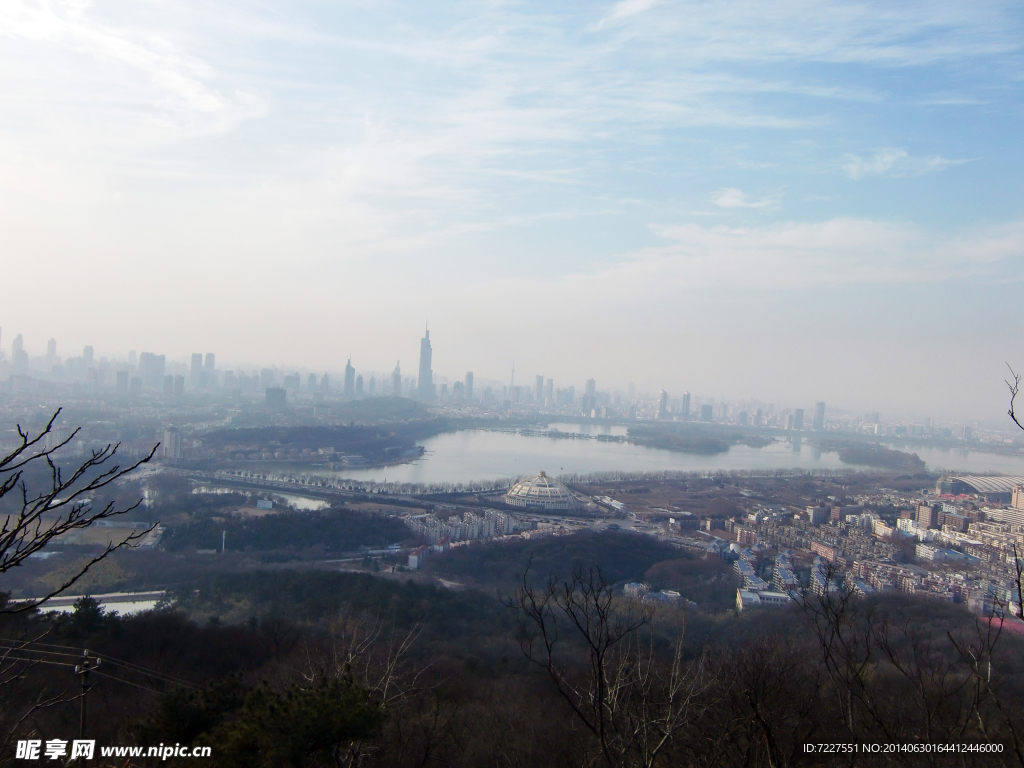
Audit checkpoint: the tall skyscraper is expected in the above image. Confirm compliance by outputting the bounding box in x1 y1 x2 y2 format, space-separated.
190 353 203 386
794 408 804 431
585 378 596 412
204 353 215 374
162 428 183 460
535 375 544 403
465 372 474 401
657 390 669 420
368 376 376 396
344 358 355 397
46 338 56 364
83 346 94 365
418 330 435 401
12 334 28 372
681 392 691 420
356 374 364 395
139 352 166 387
813 402 826 431
307 373 317 390
265 387 287 412
545 378 553 404
392 362 402 397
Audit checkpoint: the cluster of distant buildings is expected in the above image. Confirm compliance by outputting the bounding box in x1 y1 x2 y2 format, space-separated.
679 474 1024 616
2 325 998 445
406 508 519 545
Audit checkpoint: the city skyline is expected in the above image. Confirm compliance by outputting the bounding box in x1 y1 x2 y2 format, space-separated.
0 321 1013 432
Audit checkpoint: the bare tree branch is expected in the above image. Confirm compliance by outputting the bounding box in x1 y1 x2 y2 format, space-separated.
0 410 158 613
1007 365 1024 432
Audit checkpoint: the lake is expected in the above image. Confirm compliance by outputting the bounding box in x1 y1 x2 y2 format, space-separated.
313 423 1024 485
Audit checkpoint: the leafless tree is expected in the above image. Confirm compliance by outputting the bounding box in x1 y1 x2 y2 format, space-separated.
506 563 709 768
301 612 429 768
1008 365 1024 433
946 543 1024 767
0 408 157 611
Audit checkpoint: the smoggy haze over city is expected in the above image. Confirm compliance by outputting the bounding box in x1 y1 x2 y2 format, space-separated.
1 1 1022 422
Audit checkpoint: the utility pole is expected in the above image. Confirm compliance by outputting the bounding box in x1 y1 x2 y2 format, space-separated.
74 650 100 741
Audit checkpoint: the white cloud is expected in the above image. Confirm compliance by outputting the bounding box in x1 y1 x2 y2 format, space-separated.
0 0 266 147
538 218 1024 298
843 148 969 179
592 0 660 31
711 188 776 208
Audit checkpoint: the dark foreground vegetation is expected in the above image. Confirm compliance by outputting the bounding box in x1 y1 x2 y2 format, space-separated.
3 558 1024 768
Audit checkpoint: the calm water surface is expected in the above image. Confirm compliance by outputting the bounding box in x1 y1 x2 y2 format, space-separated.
317 423 1024 485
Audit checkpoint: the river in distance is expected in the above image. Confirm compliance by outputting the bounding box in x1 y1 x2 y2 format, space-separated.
318 423 1024 486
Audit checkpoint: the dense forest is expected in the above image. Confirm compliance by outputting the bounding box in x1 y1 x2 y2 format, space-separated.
162 508 412 554
822 442 927 472
3 566 1023 767
628 424 732 455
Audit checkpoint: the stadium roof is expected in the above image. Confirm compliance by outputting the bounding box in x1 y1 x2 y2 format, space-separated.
505 471 579 510
947 476 1024 494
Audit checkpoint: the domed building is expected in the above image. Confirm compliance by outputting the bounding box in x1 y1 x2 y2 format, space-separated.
504 471 579 511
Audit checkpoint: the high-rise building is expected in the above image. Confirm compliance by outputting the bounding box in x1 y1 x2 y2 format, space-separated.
392 362 402 397
657 390 669 420
265 387 287 412
813 402 826 431
46 338 56 364
700 404 713 422
190 353 203 386
681 392 691 420
585 378 596 412
162 428 183 460
418 330 435 401
173 375 185 398
204 353 215 384
307 373 317 390
535 375 544 403
545 378 553 404
465 372 474 401
794 408 804 431
83 346 94 365
321 373 330 391
368 376 376 396
12 333 23 356
356 374 364 395
138 352 166 387
344 359 355 397
163 375 174 397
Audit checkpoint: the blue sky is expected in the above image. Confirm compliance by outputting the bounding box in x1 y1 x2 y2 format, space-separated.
1 0 1022 422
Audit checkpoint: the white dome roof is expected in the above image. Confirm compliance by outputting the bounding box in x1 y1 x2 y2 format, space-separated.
505 471 578 510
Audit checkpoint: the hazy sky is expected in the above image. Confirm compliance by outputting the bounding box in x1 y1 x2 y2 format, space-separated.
2 0 1022 422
